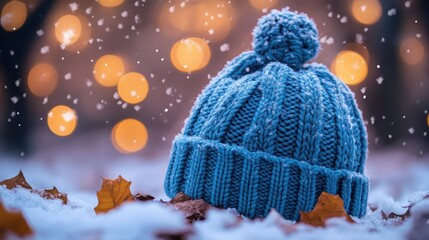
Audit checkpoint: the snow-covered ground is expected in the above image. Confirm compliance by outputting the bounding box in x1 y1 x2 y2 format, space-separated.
1 136 429 240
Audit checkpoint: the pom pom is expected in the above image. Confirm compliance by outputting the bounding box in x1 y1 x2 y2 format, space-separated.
252 9 319 69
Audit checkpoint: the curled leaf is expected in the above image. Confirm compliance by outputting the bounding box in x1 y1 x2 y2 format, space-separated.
299 192 354 227
37 187 68 205
133 193 155 202
169 192 210 223
169 192 192 204
0 170 32 190
0 201 33 238
94 175 133 214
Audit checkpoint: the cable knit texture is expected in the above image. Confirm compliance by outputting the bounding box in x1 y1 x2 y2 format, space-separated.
164 8 368 221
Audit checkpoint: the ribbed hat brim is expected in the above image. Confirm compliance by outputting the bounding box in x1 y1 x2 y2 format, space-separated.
164 135 368 221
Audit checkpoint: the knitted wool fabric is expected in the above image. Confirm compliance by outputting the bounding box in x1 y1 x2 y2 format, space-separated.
164 8 368 221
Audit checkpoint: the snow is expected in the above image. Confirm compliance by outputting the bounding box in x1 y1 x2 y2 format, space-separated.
220 43 230 52
40 46 50 54
1 13 13 26
0 186 187 240
388 9 397 16
10 96 18 104
36 29 44 37
0 136 429 240
69 3 78 12
320 36 334 45
405 1 412 8
64 73 72 80
60 30 77 48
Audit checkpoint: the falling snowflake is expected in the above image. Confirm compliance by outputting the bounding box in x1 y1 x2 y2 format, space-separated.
40 46 50 54
64 73 72 80
36 29 44 36
10 96 18 104
69 3 78 12
220 43 230 52
320 36 334 45
387 9 396 16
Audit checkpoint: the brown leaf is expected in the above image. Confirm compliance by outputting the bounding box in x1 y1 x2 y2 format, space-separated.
381 209 410 222
94 175 133 214
174 199 210 223
374 193 429 223
299 192 355 227
0 201 33 238
169 192 191 204
0 170 32 190
37 187 68 205
169 192 210 223
133 193 155 202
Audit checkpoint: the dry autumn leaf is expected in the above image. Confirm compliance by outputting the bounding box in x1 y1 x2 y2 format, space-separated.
0 170 32 190
94 175 133 214
169 192 211 223
0 201 33 238
37 187 68 205
299 192 355 227
1 171 68 204
169 192 192 204
133 193 155 202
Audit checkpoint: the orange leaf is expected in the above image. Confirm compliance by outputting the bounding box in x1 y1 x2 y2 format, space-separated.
94 175 133 214
0 201 33 238
0 170 32 190
299 192 355 227
37 187 68 205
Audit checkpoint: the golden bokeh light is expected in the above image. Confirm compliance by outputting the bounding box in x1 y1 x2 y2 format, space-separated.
93 55 125 87
344 42 370 63
351 0 382 25
112 119 148 153
171 37 211 72
160 0 235 42
117 72 149 104
47 105 77 137
98 0 125 8
249 0 279 10
28 63 58 97
400 38 424 65
331 51 368 85
57 14 91 52
55 15 82 46
1 0 27 31
194 1 234 42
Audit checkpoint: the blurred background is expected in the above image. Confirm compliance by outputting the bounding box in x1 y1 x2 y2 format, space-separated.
0 0 428 163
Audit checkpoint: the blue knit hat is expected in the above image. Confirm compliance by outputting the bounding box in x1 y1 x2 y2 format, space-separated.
164 8 368 221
